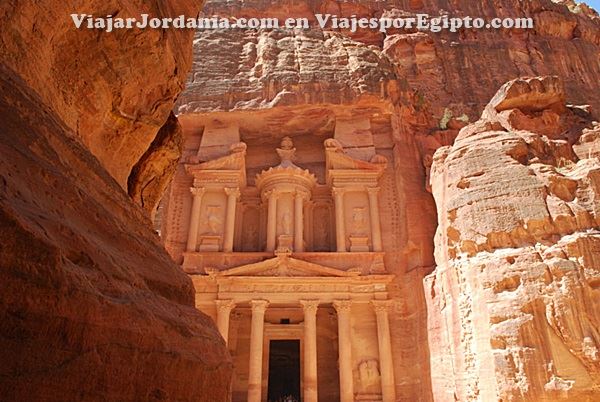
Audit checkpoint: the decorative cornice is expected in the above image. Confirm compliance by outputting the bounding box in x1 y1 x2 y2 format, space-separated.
255 166 317 191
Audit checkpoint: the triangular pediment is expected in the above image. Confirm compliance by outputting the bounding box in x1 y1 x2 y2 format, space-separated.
217 255 360 278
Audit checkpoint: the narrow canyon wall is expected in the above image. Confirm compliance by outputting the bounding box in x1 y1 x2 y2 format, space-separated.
426 76 600 401
0 0 197 213
0 1 232 401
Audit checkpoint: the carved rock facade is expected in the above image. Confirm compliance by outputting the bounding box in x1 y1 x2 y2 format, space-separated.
167 0 600 401
163 131 398 401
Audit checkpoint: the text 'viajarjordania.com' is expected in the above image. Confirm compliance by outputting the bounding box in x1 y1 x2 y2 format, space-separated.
71 13 535 33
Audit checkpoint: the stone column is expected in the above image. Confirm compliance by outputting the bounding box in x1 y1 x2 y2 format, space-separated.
367 187 383 252
301 300 319 402
265 190 278 252
186 187 206 252
223 187 240 252
332 187 347 252
333 300 354 402
248 300 269 402
294 191 305 252
215 299 235 345
371 300 396 402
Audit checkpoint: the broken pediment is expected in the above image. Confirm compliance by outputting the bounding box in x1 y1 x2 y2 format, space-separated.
215 253 361 278
186 142 247 187
324 138 388 171
324 138 387 187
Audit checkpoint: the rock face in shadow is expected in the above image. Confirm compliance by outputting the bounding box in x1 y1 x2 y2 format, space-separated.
426 76 600 401
0 1 232 401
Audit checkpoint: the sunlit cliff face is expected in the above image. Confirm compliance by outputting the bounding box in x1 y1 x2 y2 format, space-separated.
166 1 600 401
1 0 600 401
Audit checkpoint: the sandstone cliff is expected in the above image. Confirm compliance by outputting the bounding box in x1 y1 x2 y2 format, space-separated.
0 0 197 214
0 1 232 401
426 76 600 401
173 0 600 400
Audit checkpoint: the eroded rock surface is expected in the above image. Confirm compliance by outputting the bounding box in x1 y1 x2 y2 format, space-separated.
0 1 232 401
426 76 600 401
0 0 198 209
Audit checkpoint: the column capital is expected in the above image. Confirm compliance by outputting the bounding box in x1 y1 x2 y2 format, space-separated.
295 189 310 200
332 187 347 197
371 299 394 313
263 189 281 201
300 300 320 314
224 187 241 198
250 299 269 313
333 299 353 313
190 186 206 197
367 186 381 196
215 299 236 312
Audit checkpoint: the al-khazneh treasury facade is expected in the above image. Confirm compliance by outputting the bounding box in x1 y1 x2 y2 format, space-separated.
161 122 403 402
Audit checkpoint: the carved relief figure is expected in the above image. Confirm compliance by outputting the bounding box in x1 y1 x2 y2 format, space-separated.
313 206 331 252
357 359 381 394
206 205 222 234
352 207 368 235
241 207 260 251
276 136 297 167
280 210 292 235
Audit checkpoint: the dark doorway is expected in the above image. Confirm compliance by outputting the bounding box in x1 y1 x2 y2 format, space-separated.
267 340 301 402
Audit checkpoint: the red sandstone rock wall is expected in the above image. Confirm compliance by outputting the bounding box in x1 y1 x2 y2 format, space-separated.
426 76 600 401
0 1 232 401
0 0 198 214
189 0 600 119
174 0 600 400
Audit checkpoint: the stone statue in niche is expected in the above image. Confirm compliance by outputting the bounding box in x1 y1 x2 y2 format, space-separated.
356 359 381 395
313 206 330 252
280 210 292 235
206 205 222 234
242 208 259 252
276 136 297 167
351 207 368 235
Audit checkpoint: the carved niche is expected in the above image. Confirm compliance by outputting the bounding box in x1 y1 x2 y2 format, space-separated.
240 205 260 252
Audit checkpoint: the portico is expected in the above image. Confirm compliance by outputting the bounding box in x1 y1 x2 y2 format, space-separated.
193 251 395 402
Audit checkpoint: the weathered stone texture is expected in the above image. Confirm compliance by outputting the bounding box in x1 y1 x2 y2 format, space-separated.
426 76 600 401
186 0 600 123
0 0 197 204
0 1 232 400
